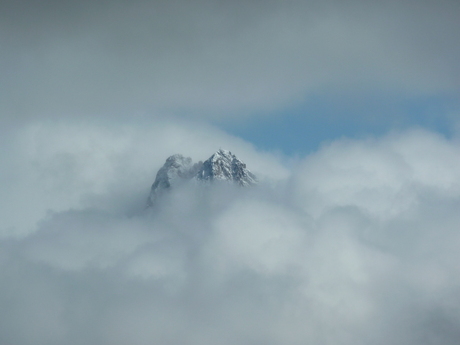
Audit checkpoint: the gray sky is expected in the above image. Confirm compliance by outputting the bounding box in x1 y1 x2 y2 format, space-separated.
1 0 459 123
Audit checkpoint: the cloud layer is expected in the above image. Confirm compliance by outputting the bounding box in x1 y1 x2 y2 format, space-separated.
2 0 459 121
1 121 460 344
0 119 287 237
2 2 459 343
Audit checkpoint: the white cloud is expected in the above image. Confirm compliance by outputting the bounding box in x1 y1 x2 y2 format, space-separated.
203 199 308 278
2 2 459 343
292 129 460 220
1 123 460 344
0 119 287 237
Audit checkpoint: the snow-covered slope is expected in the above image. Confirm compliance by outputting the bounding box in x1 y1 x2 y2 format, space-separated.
147 149 256 207
196 149 257 186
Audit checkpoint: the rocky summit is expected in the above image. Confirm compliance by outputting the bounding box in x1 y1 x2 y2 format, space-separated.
147 149 257 207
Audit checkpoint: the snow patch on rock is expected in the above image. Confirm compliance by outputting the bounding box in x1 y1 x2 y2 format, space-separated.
147 149 256 207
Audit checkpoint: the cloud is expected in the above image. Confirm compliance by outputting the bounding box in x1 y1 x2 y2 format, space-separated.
291 129 460 219
2 1 459 343
1 0 459 122
0 119 287 237
1 123 460 344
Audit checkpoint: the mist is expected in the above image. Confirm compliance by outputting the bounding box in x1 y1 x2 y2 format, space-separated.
1 1 460 343
1 121 460 344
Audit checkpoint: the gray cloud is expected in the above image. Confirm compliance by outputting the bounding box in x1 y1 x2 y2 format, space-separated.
1 0 459 122
1 124 460 344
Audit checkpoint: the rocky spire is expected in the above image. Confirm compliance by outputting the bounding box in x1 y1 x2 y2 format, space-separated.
195 149 257 186
147 150 256 207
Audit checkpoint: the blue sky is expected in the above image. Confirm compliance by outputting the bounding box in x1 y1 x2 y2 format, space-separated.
221 93 459 155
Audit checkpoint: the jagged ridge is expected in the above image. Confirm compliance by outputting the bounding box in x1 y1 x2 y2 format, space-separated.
147 149 257 207
196 149 257 186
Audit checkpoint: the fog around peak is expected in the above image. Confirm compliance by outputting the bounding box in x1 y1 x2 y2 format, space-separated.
1 120 460 344
1 1 459 343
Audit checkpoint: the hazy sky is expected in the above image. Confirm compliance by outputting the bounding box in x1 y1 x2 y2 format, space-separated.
1 1 460 344
2 1 459 125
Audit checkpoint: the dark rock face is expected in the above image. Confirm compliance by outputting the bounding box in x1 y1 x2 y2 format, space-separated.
147 149 256 207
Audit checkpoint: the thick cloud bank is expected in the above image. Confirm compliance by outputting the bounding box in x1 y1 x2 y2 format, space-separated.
2 0 459 120
1 125 460 344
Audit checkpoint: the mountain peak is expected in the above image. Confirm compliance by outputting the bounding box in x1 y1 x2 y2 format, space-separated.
147 150 256 207
196 149 256 186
